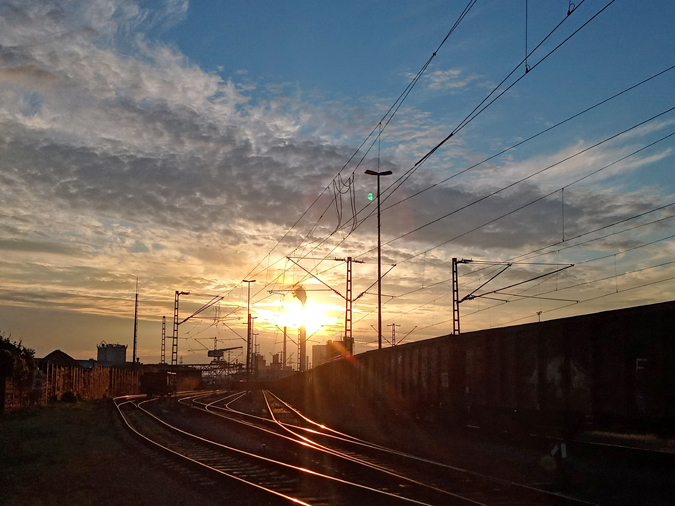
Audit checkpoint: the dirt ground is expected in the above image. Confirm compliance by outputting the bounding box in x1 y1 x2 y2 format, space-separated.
3 394 673 506
0 401 231 506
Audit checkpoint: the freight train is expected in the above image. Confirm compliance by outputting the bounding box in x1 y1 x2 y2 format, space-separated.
273 301 675 434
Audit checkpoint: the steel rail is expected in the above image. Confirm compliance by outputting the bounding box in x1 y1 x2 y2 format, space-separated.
261 391 496 506
116 395 431 506
263 391 600 506
193 392 494 505
116 395 314 505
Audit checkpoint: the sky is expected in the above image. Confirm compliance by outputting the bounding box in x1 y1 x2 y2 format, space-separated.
1 0 674 365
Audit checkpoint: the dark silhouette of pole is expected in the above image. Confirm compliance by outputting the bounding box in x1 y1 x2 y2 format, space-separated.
243 279 255 384
132 277 138 365
388 323 400 346
283 326 287 369
365 169 392 349
160 315 166 364
172 291 189 366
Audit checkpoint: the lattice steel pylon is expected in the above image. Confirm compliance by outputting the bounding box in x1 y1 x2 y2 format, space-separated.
160 315 166 364
285 256 363 356
452 258 460 335
171 291 188 366
345 256 353 354
132 278 138 365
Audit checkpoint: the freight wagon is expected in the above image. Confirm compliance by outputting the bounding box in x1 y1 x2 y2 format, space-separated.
139 367 202 396
273 301 675 434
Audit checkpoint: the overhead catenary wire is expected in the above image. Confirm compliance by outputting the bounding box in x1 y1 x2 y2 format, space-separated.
362 106 675 264
366 211 675 332
288 0 629 275
233 2 480 286
276 63 675 267
410 261 675 333
175 1 674 353
244 65 675 304
369 0 605 212
233 0 479 286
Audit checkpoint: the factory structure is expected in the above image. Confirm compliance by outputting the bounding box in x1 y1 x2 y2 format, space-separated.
312 340 347 368
96 341 128 366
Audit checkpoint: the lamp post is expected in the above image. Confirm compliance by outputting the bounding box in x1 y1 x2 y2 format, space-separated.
365 169 392 349
242 279 256 384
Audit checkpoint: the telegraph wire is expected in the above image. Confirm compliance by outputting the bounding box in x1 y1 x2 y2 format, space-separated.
332 0 618 247
253 64 675 279
248 0 620 289
379 64 675 216
369 208 675 332
235 0 479 284
364 106 675 263
375 0 604 207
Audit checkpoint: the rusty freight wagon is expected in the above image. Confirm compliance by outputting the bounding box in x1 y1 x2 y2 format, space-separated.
273 301 675 434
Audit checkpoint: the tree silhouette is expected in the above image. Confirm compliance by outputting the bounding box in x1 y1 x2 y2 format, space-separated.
0 332 36 413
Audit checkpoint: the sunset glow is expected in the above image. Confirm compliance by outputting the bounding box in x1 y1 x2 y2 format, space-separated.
0 1 674 364
260 300 337 336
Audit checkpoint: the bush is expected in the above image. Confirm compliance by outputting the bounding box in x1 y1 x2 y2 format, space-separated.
61 391 77 403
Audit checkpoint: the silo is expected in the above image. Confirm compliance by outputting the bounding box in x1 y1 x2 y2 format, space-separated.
97 342 127 365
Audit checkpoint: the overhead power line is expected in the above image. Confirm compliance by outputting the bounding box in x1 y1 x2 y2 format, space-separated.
257 63 675 287
292 0 623 272
367 106 675 263
235 0 479 288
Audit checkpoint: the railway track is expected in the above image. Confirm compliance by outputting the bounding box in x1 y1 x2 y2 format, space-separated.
176 390 597 505
114 394 434 505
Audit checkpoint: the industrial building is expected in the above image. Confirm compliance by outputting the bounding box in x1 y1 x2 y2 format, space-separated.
96 342 127 366
312 340 347 368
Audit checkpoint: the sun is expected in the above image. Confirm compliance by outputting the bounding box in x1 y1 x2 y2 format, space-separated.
275 300 331 334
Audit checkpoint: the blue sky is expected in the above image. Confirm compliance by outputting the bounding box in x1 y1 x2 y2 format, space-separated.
0 0 674 364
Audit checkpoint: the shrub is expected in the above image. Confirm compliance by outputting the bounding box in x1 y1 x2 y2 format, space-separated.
61 391 77 403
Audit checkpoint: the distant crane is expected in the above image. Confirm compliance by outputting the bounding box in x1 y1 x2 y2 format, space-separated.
207 346 243 362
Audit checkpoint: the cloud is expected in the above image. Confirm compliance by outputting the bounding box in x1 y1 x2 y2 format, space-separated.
0 0 673 360
407 68 480 91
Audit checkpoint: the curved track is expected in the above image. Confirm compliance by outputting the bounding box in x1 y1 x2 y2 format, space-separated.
114 393 432 505
178 390 597 506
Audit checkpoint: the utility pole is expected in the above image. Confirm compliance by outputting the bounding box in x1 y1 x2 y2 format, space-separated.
345 257 354 354
242 279 256 384
365 169 393 349
253 331 259 381
251 317 258 381
283 326 287 370
299 324 307 372
291 286 308 373
452 258 575 334
452 258 461 335
160 316 166 364
133 278 138 365
388 323 400 346
286 257 364 356
172 291 189 366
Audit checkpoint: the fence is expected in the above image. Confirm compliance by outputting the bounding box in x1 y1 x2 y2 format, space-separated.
2 362 141 412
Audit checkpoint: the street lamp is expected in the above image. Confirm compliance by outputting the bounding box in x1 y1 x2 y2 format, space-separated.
365 169 393 349
242 279 256 384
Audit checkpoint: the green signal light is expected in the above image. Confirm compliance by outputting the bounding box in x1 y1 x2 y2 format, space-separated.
367 192 374 201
